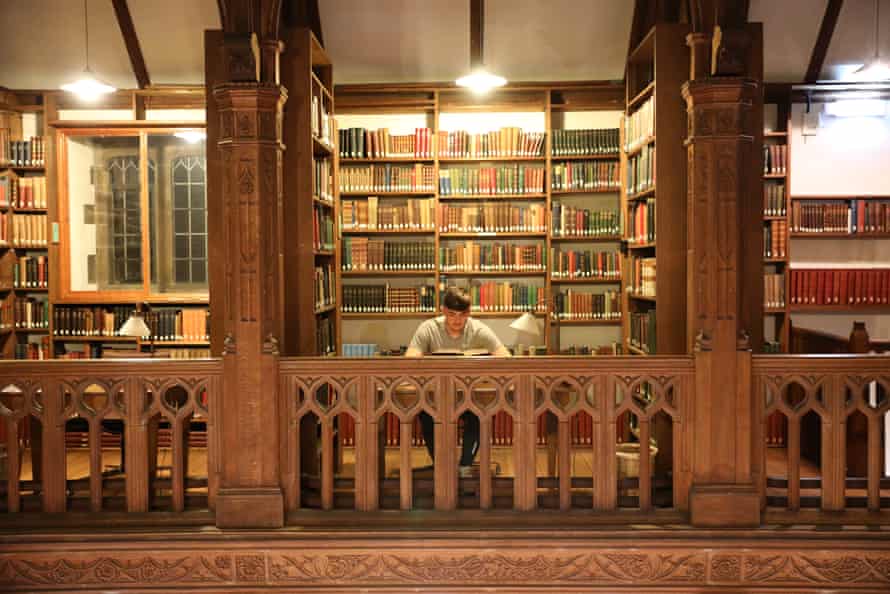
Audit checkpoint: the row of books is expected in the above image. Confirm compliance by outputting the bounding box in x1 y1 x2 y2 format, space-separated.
763 220 788 259
310 94 334 147
439 242 546 272
763 144 787 175
456 282 546 313
629 309 657 354
0 174 47 209
341 238 436 271
0 135 47 167
551 205 620 238
789 269 890 305
0 213 47 246
438 165 546 196
53 306 210 341
340 164 436 193
764 183 786 216
342 343 379 357
437 128 545 158
11 254 49 288
551 160 620 191
552 128 620 156
314 209 335 251
317 316 335 355
14 340 50 360
438 203 546 233
627 198 655 244
11 296 49 329
764 272 785 309
626 145 655 195
315 264 335 310
629 257 656 297
342 284 436 313
341 197 435 230
554 289 621 320
314 158 334 203
790 199 890 234
625 96 654 152
550 249 621 280
339 127 433 159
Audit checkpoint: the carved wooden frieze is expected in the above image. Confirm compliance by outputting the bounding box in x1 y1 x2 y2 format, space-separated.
3 548 890 590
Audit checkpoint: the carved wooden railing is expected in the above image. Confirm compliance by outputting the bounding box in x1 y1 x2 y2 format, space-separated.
0 360 222 515
753 355 890 517
279 356 695 515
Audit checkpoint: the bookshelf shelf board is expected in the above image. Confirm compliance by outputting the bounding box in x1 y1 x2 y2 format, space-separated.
440 232 546 239
3 165 45 172
342 312 434 319
313 197 335 208
438 194 547 201
440 270 546 277
15 327 49 333
340 191 436 197
764 131 788 137
763 215 787 220
551 188 620 195
12 287 49 292
471 311 547 318
627 187 655 201
763 173 786 179
150 341 210 347
9 245 49 250
549 235 622 242
790 304 890 313
314 303 337 315
0 327 11 336
13 207 47 213
628 293 657 302
625 136 656 159
438 156 545 163
550 277 622 284
314 250 336 257
53 336 138 343
313 137 334 156
557 318 622 326
626 343 649 356
627 80 655 111
552 153 620 161
340 157 435 164
764 307 787 314
341 270 436 277
341 228 434 235
790 232 890 239
310 71 333 99
763 257 787 263
627 242 657 250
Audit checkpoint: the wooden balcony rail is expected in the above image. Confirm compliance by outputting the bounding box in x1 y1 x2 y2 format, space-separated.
279 356 695 514
753 354 890 517
0 359 222 515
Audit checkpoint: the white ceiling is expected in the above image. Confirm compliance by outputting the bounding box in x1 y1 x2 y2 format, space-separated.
0 0 888 90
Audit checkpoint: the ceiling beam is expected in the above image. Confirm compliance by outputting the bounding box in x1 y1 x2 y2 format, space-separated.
805 0 843 83
111 0 150 89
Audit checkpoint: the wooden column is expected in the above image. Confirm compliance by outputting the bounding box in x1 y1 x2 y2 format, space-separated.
683 55 761 526
211 33 288 528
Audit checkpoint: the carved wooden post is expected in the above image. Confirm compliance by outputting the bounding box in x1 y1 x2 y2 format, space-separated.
212 32 288 528
683 48 762 526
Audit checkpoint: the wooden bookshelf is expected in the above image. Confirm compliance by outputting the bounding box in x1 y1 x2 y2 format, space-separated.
282 28 338 355
762 100 791 353
622 24 690 355
335 84 625 354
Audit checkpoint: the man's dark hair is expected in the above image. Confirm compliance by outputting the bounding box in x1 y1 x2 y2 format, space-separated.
442 286 471 312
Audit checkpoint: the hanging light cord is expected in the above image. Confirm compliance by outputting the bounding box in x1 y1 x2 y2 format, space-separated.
84 0 90 69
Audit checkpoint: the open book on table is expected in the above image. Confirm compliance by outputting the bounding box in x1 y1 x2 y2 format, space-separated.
430 348 491 356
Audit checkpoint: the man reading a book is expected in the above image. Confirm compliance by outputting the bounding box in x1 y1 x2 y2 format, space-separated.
406 287 510 475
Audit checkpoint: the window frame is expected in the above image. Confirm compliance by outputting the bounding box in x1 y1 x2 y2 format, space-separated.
56 126 209 304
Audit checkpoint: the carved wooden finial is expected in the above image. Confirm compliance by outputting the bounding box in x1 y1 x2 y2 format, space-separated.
694 329 713 352
263 334 280 356
711 26 750 77
223 333 236 356
737 329 751 351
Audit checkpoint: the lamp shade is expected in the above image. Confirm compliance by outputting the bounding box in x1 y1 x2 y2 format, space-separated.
509 312 541 337
119 313 151 338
